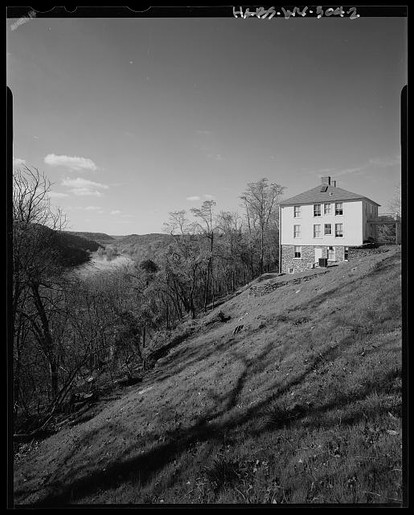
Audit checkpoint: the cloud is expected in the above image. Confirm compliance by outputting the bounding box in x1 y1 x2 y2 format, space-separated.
368 156 401 167
110 210 121 215
324 156 400 179
44 153 98 171
187 194 215 202
73 189 102 197
84 206 101 211
13 157 26 166
207 153 223 161
62 177 109 197
47 191 69 198
333 166 365 177
317 168 336 174
62 177 108 189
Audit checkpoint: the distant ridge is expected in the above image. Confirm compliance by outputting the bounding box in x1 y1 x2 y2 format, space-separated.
104 233 172 263
65 232 173 263
66 231 116 245
115 233 170 245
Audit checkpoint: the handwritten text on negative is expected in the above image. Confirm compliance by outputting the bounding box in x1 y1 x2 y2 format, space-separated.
233 6 360 20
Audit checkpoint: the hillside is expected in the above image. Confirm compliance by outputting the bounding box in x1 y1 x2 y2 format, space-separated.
106 233 172 262
13 247 403 506
66 231 116 245
54 231 105 267
16 225 102 268
68 232 173 263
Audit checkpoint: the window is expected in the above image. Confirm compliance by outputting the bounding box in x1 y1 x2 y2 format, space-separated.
294 246 301 258
324 223 332 235
294 225 301 238
344 246 349 260
335 202 343 215
328 246 335 261
324 203 332 215
294 205 301 218
314 204 321 217
335 223 343 237
313 224 321 238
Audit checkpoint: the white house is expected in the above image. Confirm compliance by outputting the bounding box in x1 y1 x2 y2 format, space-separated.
279 177 381 273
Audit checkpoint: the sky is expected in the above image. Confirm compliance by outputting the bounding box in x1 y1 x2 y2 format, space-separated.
7 10 407 235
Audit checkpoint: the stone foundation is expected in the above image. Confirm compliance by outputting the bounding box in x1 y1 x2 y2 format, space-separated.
281 245 347 274
348 246 391 260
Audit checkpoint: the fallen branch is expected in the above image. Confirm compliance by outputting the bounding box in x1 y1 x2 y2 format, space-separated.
54 403 91 429
13 427 56 443
14 350 98 442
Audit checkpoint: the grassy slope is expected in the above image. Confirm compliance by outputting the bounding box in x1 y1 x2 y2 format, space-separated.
14 248 403 505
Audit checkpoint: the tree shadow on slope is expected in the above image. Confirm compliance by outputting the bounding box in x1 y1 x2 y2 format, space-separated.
255 366 401 435
18 254 401 506
145 325 248 385
145 252 400 386
20 340 276 506
21 326 382 507
31 377 398 507
145 327 197 369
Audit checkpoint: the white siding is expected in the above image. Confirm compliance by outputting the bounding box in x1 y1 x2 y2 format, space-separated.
281 200 364 246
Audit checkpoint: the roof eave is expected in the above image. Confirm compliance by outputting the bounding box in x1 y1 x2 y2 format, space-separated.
280 197 381 207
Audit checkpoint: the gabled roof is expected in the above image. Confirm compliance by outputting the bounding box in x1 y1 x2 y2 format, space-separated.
279 184 380 207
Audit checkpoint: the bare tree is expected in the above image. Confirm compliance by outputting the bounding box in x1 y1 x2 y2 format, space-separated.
389 185 401 217
216 211 244 293
240 178 285 276
191 200 217 310
13 166 67 408
163 210 201 318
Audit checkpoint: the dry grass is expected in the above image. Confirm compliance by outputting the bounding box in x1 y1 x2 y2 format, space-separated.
13 247 403 506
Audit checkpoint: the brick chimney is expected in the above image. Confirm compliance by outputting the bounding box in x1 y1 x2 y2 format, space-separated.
321 176 331 185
